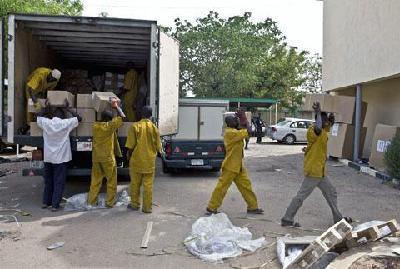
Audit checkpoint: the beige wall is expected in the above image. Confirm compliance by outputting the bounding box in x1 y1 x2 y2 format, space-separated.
323 0 400 91
334 79 400 159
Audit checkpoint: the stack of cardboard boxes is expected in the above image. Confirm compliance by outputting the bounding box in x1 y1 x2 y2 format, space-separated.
304 94 368 160
369 124 400 171
29 91 134 137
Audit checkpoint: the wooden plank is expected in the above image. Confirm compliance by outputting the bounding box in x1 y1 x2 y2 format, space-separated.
40 36 149 46
141 222 153 248
33 29 150 40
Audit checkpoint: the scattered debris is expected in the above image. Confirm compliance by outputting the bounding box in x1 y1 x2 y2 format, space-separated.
184 213 266 262
347 219 399 247
47 241 65 250
0 156 29 163
64 190 131 211
286 219 352 269
0 208 31 216
141 222 153 249
330 163 345 167
0 214 20 227
277 236 317 269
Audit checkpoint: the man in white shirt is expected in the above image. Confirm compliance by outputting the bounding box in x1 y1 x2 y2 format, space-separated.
37 100 81 211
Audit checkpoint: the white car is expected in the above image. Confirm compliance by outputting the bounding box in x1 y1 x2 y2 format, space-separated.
268 118 314 144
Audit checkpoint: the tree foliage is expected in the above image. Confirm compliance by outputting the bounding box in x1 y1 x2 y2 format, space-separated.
385 135 400 179
0 0 83 18
167 11 322 112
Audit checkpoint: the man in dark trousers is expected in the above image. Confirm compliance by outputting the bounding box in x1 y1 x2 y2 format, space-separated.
37 100 81 211
281 102 352 227
253 112 265 144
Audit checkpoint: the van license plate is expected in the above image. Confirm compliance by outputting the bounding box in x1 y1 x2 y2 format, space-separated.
191 159 204 166
77 142 92 151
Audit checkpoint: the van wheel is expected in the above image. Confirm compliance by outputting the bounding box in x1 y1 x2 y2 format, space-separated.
283 134 296 145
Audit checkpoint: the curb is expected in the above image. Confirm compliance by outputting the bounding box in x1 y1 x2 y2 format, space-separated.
338 159 399 188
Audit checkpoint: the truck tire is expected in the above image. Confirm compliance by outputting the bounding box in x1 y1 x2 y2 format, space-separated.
283 134 296 145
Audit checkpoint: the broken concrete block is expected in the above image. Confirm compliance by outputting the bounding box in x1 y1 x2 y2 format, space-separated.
287 219 352 269
347 219 399 247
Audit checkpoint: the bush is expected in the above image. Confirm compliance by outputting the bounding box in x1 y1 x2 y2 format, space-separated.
384 134 400 179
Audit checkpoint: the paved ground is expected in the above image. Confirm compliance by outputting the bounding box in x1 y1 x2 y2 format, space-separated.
0 138 399 268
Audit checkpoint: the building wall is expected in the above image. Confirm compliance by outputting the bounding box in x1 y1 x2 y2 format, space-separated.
334 79 400 159
323 0 400 91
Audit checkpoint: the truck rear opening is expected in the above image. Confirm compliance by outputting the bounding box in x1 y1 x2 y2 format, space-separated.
2 14 179 177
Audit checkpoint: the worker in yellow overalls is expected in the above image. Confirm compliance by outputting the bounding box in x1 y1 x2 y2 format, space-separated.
87 101 124 208
120 62 139 122
281 102 352 227
126 106 162 213
207 113 264 215
26 67 61 122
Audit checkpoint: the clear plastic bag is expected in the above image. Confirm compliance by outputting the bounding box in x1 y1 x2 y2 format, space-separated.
184 213 266 262
64 190 131 211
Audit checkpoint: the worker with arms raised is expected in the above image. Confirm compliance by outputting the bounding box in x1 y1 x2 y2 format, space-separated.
281 102 352 227
206 112 264 215
26 67 61 123
87 98 125 208
126 106 162 213
118 62 139 122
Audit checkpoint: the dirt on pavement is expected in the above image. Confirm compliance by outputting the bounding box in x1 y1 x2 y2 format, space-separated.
0 138 399 268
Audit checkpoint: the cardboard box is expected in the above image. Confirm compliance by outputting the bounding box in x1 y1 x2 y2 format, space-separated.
27 98 46 113
76 123 93 136
76 108 96 123
92 92 119 112
369 124 400 171
334 100 367 125
76 94 93 108
30 122 43 136
47 91 75 107
304 94 335 112
118 122 134 137
328 123 367 160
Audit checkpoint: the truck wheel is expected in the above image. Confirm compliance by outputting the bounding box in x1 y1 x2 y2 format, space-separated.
283 134 296 145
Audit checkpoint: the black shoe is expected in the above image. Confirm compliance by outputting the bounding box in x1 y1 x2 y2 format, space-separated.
50 206 61 212
205 208 219 216
281 218 301 227
142 210 152 214
343 217 353 223
127 204 139 211
41 204 50 209
247 208 264 215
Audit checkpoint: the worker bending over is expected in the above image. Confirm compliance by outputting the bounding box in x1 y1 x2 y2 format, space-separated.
126 106 162 213
206 113 264 215
37 99 81 211
87 99 124 208
26 67 61 122
281 102 352 227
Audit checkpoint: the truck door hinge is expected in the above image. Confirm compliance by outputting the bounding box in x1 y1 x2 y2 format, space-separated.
7 35 13 41
152 42 159 48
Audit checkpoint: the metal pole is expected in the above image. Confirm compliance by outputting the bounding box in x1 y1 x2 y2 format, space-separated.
353 84 362 162
275 103 278 124
16 144 19 157
269 107 272 125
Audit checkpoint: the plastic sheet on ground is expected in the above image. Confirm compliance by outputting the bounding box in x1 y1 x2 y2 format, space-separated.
184 213 266 262
64 190 130 211
277 236 303 269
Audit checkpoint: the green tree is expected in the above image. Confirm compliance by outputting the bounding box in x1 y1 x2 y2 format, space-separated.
168 11 320 113
0 0 83 17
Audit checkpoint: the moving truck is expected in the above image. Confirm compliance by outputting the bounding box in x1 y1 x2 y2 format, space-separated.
162 99 228 172
0 14 179 177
